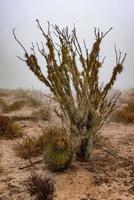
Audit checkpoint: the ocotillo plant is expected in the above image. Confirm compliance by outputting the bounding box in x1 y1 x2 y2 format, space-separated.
13 20 126 161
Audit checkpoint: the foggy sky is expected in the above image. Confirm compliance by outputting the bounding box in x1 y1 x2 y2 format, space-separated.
0 0 134 90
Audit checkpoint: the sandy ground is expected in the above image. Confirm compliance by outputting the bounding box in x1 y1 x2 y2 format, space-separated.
0 90 134 200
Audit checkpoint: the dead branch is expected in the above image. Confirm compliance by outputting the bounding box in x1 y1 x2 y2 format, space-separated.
19 159 43 170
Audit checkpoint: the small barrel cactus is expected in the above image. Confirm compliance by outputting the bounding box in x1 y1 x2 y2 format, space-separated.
45 137 72 172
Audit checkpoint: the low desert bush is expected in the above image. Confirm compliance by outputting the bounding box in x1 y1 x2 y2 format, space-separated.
111 97 134 123
23 172 54 200
32 109 51 121
0 99 7 110
22 90 52 121
127 99 134 111
116 110 134 123
13 125 67 160
42 126 68 145
2 100 26 113
0 115 22 139
13 135 45 160
13 89 29 99
0 89 8 97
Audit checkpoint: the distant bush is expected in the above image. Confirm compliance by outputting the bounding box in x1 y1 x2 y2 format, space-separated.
22 90 52 121
32 109 51 121
23 172 54 200
0 115 22 139
111 97 134 123
2 100 26 113
0 90 9 97
13 135 45 160
0 99 7 110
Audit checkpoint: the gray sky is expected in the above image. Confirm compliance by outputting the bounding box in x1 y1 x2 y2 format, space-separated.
0 0 134 90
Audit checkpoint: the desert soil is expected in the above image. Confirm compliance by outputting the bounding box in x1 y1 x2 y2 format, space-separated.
0 90 134 200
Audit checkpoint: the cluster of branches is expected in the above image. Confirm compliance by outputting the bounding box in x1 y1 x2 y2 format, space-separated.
13 20 126 159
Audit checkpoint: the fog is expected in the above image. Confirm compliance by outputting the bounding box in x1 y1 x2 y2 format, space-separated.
0 0 134 90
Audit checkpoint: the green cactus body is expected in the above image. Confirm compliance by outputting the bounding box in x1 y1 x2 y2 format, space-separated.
46 138 72 172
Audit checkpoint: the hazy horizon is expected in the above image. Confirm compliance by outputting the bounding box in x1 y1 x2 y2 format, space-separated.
0 0 134 90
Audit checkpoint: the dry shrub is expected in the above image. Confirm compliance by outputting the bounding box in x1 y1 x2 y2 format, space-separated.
128 100 134 111
42 125 67 145
13 135 45 160
0 90 8 97
23 172 54 200
13 125 66 160
111 97 134 123
0 99 7 109
117 110 134 123
0 115 22 139
2 100 26 113
32 109 51 121
22 90 52 121
13 89 30 99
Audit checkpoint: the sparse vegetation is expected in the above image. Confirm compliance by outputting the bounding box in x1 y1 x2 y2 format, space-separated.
0 89 9 97
0 89 133 199
116 110 134 123
0 98 7 110
13 21 126 161
0 115 22 139
32 109 51 121
13 125 69 162
22 90 52 121
13 135 45 160
23 172 54 200
2 100 26 113
42 125 68 145
111 96 134 123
